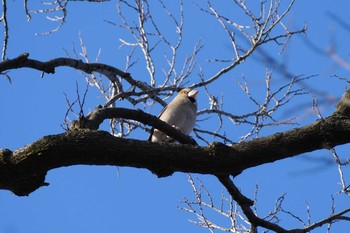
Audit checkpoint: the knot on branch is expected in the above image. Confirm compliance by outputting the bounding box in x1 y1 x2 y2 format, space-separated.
0 149 49 196
207 142 232 158
0 148 13 159
18 53 29 62
0 149 13 166
151 167 175 178
336 88 350 117
4 173 49 196
69 116 99 130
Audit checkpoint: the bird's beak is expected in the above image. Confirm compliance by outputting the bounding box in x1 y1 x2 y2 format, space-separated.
188 89 199 99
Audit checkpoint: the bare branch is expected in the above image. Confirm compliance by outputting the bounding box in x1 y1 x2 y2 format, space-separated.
217 175 288 232
192 0 304 88
298 207 350 232
0 0 9 60
0 53 165 105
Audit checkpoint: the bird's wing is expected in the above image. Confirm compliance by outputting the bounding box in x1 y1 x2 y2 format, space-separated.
147 104 169 141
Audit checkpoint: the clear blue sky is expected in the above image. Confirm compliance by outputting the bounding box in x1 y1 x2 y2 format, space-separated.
1 1 350 232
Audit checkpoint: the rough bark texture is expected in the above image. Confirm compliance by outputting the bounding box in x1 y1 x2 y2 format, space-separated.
1 113 350 196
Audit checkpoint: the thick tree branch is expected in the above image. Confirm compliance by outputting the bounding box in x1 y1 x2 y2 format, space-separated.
2 111 350 196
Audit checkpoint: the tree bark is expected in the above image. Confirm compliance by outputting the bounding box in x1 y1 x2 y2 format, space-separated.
1 113 350 196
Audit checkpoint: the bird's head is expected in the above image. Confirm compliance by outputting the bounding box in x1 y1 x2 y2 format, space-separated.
179 88 199 103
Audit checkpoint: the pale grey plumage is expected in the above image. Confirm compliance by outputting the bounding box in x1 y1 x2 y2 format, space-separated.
149 88 198 143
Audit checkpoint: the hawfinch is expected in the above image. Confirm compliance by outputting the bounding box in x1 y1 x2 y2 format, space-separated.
149 88 198 143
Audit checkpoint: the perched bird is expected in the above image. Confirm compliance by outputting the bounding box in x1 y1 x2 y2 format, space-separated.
148 88 199 143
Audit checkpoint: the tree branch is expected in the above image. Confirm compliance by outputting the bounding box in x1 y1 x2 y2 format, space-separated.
294 207 350 232
2 110 350 196
0 53 168 105
217 175 289 232
72 106 197 145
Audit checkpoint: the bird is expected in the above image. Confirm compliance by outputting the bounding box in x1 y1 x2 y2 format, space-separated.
148 88 198 143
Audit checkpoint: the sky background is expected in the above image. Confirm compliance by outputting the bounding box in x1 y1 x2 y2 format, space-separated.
1 0 350 232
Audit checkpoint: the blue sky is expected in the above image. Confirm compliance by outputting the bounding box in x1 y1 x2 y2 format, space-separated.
1 0 350 232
